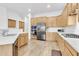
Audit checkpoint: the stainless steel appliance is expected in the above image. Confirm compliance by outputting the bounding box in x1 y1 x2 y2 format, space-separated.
61 34 79 38
36 23 46 41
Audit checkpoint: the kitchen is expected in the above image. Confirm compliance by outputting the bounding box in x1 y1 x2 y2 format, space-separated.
0 3 79 56
31 3 79 56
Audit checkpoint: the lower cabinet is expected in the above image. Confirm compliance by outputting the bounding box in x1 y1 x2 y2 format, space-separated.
46 32 57 42
16 33 28 48
56 33 78 56
13 33 28 56
65 41 78 56
56 34 65 55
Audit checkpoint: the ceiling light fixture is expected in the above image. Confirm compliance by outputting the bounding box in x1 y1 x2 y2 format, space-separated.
28 9 31 12
47 4 51 8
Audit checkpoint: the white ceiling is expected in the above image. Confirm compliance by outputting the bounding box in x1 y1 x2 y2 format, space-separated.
0 3 65 17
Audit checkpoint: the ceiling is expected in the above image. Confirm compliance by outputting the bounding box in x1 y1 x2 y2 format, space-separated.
0 3 65 17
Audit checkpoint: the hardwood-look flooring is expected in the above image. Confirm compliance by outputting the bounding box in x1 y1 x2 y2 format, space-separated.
19 39 60 56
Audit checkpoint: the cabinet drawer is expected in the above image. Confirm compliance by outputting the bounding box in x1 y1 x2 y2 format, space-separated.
63 46 72 56
8 19 16 28
65 41 77 56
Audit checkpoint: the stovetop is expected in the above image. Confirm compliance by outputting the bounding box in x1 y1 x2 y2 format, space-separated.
61 34 79 38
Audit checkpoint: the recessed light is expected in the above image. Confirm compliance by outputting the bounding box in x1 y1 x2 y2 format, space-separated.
47 4 51 8
28 9 31 12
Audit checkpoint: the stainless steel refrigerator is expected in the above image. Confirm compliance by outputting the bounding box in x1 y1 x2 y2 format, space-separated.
36 23 46 41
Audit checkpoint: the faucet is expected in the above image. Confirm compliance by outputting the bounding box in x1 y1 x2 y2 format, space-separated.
2 29 8 36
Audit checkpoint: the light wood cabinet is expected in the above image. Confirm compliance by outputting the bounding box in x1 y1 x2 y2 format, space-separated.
56 34 73 56
78 3 79 22
31 3 78 27
67 3 72 15
0 44 13 56
47 17 56 27
56 16 67 27
46 32 57 42
56 33 78 56
19 21 24 29
31 17 48 26
72 3 78 12
65 41 78 56
68 15 76 26
15 33 28 48
64 45 72 56
31 18 39 25
14 33 28 56
56 34 65 55
67 3 78 16
8 19 16 28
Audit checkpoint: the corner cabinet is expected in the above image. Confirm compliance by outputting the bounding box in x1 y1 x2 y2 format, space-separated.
8 19 16 28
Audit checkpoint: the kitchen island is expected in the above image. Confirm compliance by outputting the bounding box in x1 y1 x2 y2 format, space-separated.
0 33 19 56
0 32 28 56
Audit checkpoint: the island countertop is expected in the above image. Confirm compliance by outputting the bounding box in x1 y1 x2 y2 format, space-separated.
0 32 27 45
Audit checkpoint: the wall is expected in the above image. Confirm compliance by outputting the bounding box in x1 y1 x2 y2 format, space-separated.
47 26 76 33
7 10 24 33
7 11 22 29
0 7 8 29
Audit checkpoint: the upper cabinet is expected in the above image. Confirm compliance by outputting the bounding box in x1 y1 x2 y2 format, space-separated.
78 4 79 22
31 3 78 27
67 3 78 26
19 21 24 29
56 15 67 27
31 17 39 26
47 17 56 27
8 19 16 28
68 15 76 26
67 3 78 16
31 17 48 26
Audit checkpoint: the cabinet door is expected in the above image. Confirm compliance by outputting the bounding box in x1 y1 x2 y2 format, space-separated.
64 45 72 56
56 16 67 27
78 4 79 22
72 3 78 12
65 41 77 56
15 33 28 48
56 34 72 56
46 32 57 42
16 36 21 48
47 17 56 27
67 3 72 15
8 19 16 28
19 21 24 31
68 15 76 26
31 17 41 25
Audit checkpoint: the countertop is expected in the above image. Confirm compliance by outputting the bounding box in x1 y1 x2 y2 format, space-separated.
0 32 27 45
58 32 79 53
46 27 79 53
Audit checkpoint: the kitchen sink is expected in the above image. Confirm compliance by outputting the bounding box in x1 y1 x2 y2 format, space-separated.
2 34 17 37
61 34 79 38
6 34 17 36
